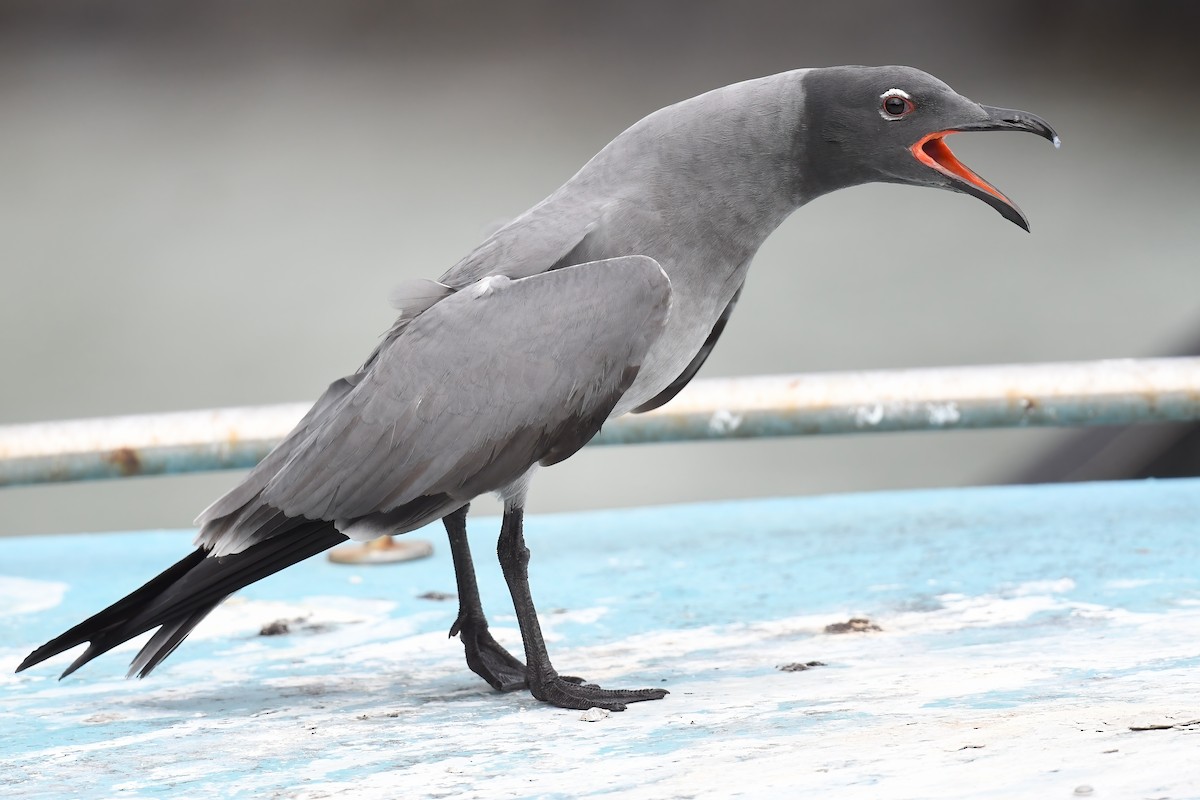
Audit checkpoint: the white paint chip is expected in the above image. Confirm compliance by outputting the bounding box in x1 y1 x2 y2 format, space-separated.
0 576 68 617
579 707 610 722
925 402 961 426
854 404 885 427
708 409 743 435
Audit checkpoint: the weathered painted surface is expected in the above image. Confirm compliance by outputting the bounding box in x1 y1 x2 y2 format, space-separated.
2 479 1198 799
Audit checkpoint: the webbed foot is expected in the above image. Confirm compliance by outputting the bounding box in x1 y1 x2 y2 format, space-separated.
528 668 668 711
450 614 527 692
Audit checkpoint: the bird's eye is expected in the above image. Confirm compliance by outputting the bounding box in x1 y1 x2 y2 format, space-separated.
882 95 914 118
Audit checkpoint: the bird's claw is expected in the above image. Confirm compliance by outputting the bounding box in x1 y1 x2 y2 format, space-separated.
529 671 668 712
451 613 591 693
451 614 528 692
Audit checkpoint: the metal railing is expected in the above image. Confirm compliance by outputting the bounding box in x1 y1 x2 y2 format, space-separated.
3 357 1200 488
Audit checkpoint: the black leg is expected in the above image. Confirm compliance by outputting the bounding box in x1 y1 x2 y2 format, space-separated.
496 501 668 711
444 505 528 692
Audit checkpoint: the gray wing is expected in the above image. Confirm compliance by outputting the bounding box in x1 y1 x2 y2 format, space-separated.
633 283 743 413
437 196 608 288
193 373 362 524
378 196 606 338
196 255 670 555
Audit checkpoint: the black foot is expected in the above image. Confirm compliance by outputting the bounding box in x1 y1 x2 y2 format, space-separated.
450 614 528 692
530 671 669 712
450 616 589 692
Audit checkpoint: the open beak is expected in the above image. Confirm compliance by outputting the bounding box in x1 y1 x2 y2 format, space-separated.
910 105 1060 231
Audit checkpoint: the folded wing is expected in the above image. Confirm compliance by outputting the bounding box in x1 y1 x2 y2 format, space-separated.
201 254 672 554
19 256 672 679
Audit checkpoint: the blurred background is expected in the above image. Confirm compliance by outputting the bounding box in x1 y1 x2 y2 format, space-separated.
2 0 1198 537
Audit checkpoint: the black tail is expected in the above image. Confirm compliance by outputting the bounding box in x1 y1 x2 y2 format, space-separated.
16 520 348 679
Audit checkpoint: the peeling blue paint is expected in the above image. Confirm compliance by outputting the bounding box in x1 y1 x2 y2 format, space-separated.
2 479 1200 799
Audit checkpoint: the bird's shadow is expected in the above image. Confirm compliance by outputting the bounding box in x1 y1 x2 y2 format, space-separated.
115 668 505 720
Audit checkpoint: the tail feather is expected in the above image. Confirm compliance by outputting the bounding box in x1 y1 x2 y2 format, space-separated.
18 548 207 674
16 520 348 678
127 604 221 678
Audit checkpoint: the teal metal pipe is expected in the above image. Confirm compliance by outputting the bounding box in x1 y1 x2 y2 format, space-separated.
3 358 1200 488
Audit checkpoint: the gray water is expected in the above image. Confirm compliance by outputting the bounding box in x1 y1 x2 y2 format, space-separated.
3 3 1199 536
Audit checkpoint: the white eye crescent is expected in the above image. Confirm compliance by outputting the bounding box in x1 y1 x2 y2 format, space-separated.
879 89 915 120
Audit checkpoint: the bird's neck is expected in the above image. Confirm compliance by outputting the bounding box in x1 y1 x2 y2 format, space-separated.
596 70 810 258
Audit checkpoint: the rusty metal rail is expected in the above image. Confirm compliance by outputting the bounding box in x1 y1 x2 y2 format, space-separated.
3 357 1200 488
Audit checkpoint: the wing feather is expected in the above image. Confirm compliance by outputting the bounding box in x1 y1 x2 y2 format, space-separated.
198 255 670 555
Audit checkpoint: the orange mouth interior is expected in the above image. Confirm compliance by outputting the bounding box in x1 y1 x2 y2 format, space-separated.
911 131 1012 205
